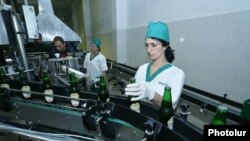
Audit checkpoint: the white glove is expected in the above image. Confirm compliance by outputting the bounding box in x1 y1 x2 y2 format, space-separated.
125 83 155 101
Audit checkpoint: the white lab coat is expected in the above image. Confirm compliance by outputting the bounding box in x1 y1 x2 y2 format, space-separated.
83 52 108 85
135 63 185 109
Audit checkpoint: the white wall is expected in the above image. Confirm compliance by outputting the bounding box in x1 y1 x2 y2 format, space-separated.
83 0 116 60
126 0 250 28
82 0 92 49
84 0 250 103
123 0 250 104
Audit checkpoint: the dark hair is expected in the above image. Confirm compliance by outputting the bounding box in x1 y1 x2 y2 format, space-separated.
38 33 42 39
53 36 65 44
151 37 175 63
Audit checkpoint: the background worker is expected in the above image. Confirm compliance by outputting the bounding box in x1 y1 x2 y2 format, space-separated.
83 37 108 91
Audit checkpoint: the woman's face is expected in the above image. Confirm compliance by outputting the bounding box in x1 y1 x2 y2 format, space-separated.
54 41 66 52
90 44 99 53
145 38 166 61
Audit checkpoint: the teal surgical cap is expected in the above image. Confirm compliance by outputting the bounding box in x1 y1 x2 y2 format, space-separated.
92 37 101 48
145 21 169 42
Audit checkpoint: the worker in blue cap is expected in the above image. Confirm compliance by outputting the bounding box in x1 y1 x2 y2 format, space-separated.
125 21 185 128
83 37 108 91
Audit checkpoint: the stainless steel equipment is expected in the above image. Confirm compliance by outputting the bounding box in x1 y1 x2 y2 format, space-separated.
48 57 80 76
36 0 82 42
47 57 86 86
0 0 82 83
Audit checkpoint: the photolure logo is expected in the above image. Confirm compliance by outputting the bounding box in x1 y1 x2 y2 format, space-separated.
208 129 247 136
204 125 249 140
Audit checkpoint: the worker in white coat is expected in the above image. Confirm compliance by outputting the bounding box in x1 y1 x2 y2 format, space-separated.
84 37 108 91
125 21 185 110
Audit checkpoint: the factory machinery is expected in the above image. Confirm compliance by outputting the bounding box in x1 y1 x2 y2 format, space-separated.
1 59 249 141
0 77 186 141
1 0 249 141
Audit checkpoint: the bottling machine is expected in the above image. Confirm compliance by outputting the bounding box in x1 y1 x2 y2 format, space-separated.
0 0 248 141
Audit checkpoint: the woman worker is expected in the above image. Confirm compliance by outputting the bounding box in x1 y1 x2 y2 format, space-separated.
83 37 108 91
125 21 185 128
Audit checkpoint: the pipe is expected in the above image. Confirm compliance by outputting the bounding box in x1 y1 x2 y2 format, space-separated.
61 65 87 79
10 11 31 80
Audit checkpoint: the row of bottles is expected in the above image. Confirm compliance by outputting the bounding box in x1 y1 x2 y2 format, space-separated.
18 69 56 104
1 66 111 107
2 66 229 127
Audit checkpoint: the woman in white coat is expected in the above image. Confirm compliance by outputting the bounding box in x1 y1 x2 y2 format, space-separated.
84 37 108 91
125 21 185 110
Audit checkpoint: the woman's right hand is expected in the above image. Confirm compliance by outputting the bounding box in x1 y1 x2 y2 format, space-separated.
125 83 155 101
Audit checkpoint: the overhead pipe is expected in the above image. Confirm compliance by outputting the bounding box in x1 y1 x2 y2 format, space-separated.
10 11 31 80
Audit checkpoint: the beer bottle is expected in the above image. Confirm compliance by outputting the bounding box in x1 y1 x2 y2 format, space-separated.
210 105 228 125
69 73 80 107
158 85 174 127
127 78 140 112
19 69 31 99
42 70 55 103
0 67 9 89
98 75 109 102
0 67 12 111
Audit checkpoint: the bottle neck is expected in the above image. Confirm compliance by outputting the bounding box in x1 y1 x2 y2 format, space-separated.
99 84 106 89
70 81 77 87
100 76 105 83
43 79 51 89
19 70 27 82
70 81 78 93
211 110 227 125
161 88 172 107
99 76 106 89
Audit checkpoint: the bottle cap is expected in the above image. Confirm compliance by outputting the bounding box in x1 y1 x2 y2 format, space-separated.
164 85 171 90
129 78 136 83
217 105 228 112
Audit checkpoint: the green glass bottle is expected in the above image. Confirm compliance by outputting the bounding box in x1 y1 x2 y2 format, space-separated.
98 75 109 102
158 85 174 126
19 69 31 99
0 67 9 89
42 70 55 103
0 67 12 111
69 73 80 107
210 105 228 125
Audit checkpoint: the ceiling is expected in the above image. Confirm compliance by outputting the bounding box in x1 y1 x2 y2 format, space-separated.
7 0 75 21
51 0 74 21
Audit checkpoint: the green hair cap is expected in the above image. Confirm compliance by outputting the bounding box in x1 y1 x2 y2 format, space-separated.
92 37 101 48
145 21 169 42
